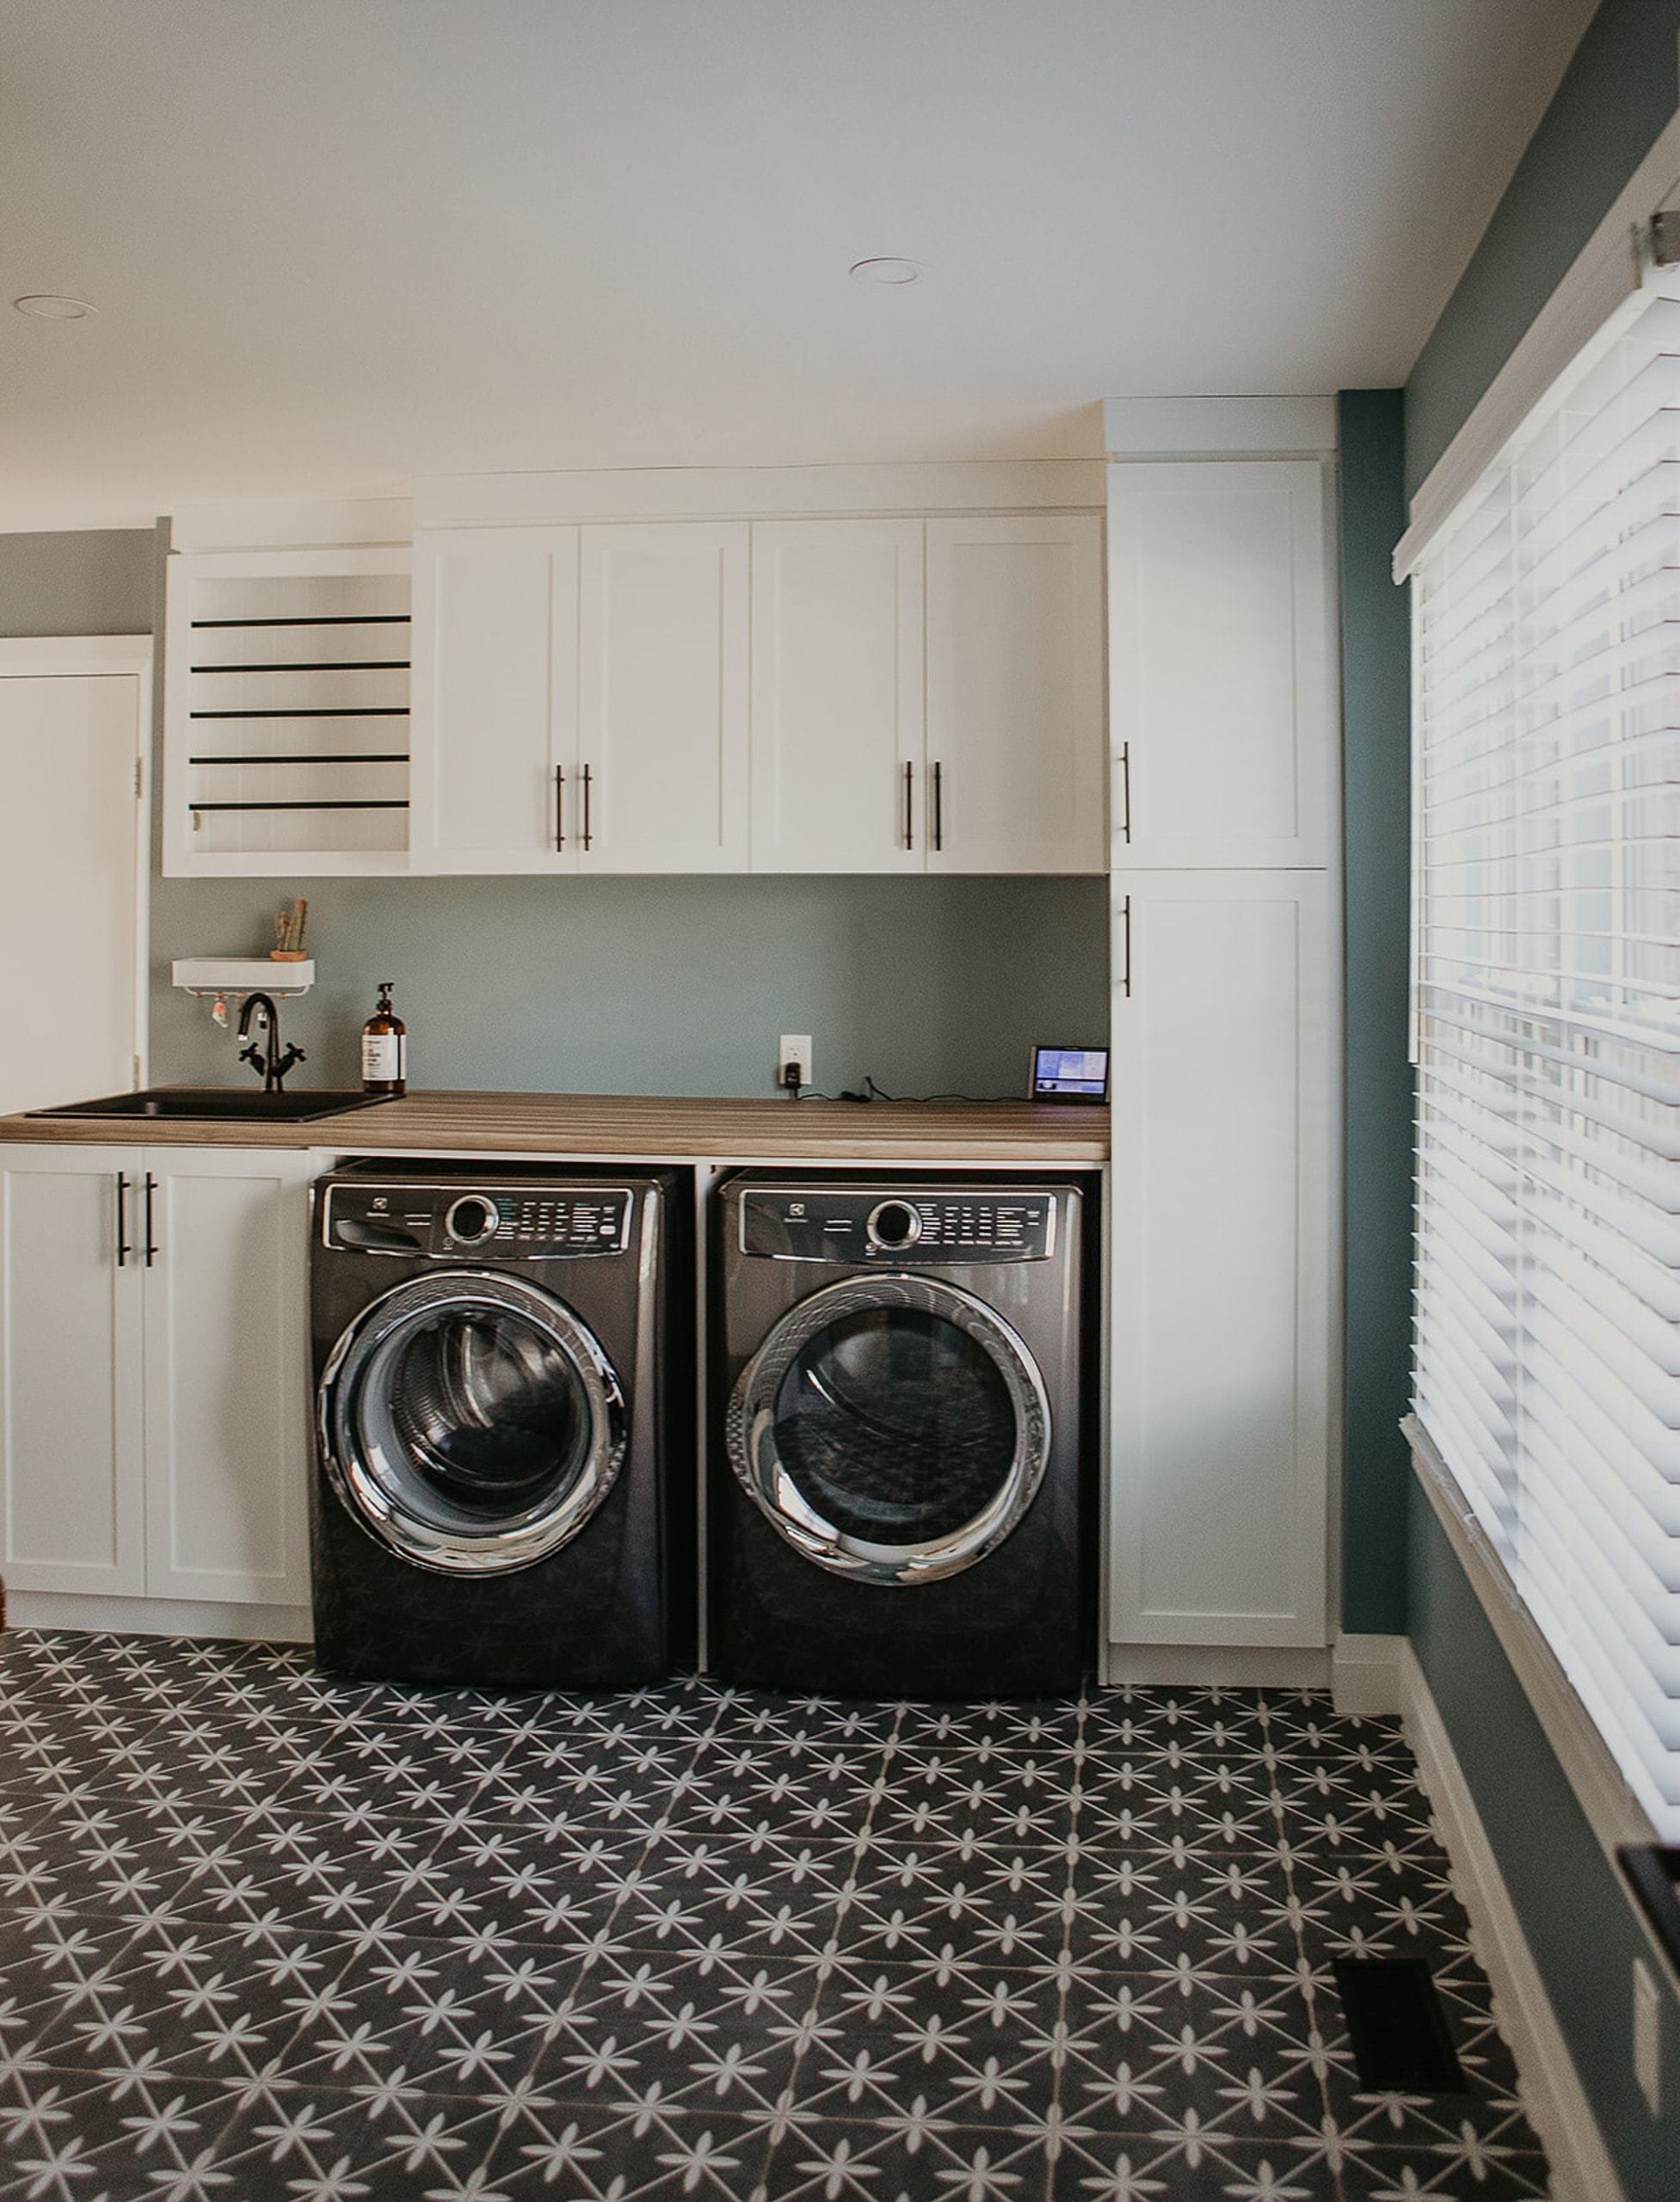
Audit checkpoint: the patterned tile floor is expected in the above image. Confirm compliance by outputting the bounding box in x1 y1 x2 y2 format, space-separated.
0 1633 1549 2201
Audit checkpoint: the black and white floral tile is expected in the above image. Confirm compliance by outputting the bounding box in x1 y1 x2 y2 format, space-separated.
0 1632 1549 2201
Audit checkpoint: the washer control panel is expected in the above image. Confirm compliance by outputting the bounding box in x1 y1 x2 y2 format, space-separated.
323 1182 633 1258
740 1189 1057 1264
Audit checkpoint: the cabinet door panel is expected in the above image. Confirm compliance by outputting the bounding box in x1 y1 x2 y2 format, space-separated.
750 520 924 872
410 527 578 870
925 515 1105 873
578 524 749 872
1107 874 1332 1646
0 1148 145 1592
141 1150 313 1604
1108 461 1332 868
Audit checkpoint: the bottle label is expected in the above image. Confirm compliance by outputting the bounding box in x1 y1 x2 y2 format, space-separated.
362 1032 403 1081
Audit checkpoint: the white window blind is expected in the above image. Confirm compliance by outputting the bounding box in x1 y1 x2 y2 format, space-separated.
1412 271 1680 1837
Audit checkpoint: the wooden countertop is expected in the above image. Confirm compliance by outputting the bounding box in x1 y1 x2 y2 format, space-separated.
0 1089 1109 1165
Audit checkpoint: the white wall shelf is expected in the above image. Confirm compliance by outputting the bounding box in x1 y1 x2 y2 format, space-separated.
172 958 314 999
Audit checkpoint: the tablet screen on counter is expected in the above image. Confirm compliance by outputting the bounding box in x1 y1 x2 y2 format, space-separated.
1029 1046 1110 1103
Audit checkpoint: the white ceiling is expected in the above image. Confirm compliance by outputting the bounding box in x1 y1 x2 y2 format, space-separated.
0 0 1602 530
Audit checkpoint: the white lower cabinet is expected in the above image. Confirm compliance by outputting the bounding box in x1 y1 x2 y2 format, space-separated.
1106 873 1333 1649
0 1145 316 1608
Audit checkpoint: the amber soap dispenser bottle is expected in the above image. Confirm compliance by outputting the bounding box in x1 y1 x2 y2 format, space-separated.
360 981 407 1097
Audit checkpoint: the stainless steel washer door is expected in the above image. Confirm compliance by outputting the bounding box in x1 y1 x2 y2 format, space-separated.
726 1275 1051 1585
319 1271 627 1576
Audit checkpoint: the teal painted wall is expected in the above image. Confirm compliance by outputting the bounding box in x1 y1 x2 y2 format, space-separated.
1336 391 1412 1635
1407 0 1680 492
1404 2 1680 2184
1411 1500 1680 2199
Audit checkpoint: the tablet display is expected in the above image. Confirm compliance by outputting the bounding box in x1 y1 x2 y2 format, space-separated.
1030 1046 1110 1103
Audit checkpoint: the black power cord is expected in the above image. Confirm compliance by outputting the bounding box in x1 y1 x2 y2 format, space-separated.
814 1075 1018 1105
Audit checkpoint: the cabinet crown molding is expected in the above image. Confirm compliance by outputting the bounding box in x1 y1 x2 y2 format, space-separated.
415 461 1105 531
169 497 414 555
1103 397 1337 459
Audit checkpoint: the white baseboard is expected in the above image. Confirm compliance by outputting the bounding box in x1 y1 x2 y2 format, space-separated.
1102 1643 1332 1689
1332 1632 1406 1716
1400 1641 1624 2202
5 1592 312 1644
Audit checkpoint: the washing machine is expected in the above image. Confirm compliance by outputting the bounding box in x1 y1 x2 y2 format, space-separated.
310 1161 689 1690
711 1172 1092 1698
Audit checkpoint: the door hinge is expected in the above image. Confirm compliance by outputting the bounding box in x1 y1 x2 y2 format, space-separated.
1652 209 1680 267
134 758 145 799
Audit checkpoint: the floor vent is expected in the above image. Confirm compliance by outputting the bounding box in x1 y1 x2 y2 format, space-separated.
1333 1957 1468 2092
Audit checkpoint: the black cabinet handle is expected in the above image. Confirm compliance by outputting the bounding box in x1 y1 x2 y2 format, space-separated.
932 760 943 852
581 764 593 851
115 1172 130 1268
555 764 565 851
903 760 914 850
143 1174 158 1267
1120 742 1131 843
1121 895 1132 998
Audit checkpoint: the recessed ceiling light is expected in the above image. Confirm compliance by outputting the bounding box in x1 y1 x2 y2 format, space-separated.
849 258 921 286
14 294 97 320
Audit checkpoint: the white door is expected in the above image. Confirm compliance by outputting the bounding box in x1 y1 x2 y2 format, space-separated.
1107 871 1333 1647
578 523 750 871
409 526 579 870
1107 461 1334 869
750 520 926 872
0 1145 146 1593
925 515 1105 874
141 1148 315 1605
0 643 149 1113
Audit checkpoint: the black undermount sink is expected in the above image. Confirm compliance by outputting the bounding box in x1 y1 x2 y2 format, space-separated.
30 1088 392 1124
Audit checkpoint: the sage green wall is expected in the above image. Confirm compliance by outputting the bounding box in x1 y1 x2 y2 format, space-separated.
0 529 154 637
0 524 1106 1096
148 870 1108 1098
1403 4 1680 2187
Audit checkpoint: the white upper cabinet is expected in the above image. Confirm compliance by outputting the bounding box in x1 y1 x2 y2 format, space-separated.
413 521 749 872
925 515 1106 874
578 524 750 872
750 520 925 873
1107 461 1333 869
410 526 578 872
409 472 1107 876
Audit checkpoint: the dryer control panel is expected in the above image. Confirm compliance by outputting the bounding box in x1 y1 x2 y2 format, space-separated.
323 1181 633 1258
741 1189 1057 1263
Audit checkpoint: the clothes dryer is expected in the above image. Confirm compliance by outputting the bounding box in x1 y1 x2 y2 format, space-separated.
711 1172 1091 1697
310 1162 687 1689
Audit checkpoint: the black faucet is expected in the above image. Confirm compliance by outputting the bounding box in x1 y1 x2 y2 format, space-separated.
237 992 306 1093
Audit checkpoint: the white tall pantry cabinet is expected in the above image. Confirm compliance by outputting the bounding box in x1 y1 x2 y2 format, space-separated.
1104 400 1340 1672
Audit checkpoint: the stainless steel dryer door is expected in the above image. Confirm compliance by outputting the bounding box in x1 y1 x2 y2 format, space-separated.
726 1275 1052 1585
319 1271 627 1576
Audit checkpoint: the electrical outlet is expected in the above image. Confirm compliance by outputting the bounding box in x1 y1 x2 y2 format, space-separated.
1634 1957 1662 2116
778 1034 813 1092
